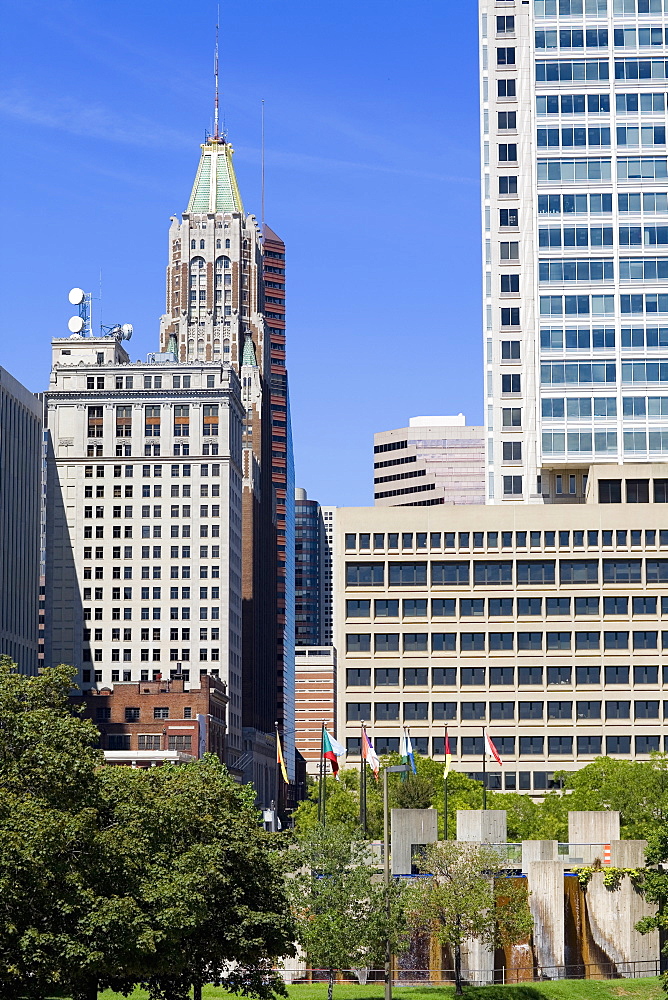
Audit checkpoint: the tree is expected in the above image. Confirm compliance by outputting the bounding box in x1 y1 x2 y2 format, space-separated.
631 826 668 991
403 840 532 996
286 823 404 1000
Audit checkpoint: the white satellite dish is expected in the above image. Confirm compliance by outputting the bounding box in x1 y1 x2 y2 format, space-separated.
68 316 85 334
68 288 85 305
121 323 133 340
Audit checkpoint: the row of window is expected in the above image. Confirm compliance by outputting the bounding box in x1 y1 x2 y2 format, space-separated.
345 733 666 759
81 667 220 684
536 93 665 115
535 0 665 14
346 558 668 586
537 126 666 147
85 628 220 641
346 697 668 721
86 649 220 662
542 360 668 383
535 27 668 48
88 463 222 479
536 158 668 181
539 295 668 317
544 429 668 451
346 594 668 618
87 444 221 458
83 606 222 621
346 630 668 653
538 329 668 350
534 60 668 82
538 192 668 214
345 528 668 551
84 505 222 518
346 663 664 686
86 374 219 391
88 405 218 439
538 228 668 248
539 259 668 283
80 523 223 540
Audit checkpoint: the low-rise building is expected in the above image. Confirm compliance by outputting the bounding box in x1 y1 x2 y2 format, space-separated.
75 673 227 766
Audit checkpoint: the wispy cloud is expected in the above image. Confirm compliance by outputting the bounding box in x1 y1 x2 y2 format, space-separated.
0 90 192 148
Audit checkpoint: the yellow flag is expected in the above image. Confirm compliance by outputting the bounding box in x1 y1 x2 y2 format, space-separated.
276 730 289 783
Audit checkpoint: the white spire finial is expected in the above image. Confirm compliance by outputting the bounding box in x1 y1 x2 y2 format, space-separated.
213 7 220 141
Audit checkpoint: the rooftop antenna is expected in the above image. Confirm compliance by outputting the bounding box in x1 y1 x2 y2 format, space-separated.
261 99 266 228
213 6 220 141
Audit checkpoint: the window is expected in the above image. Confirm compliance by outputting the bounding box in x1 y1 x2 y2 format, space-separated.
461 702 486 721
347 668 370 686
433 702 457 720
375 668 399 686
497 47 516 66
346 634 371 653
500 208 519 227
346 563 384 586
501 339 520 358
519 665 543 685
576 665 600 684
546 597 571 616
604 631 629 650
461 667 486 685
375 599 399 617
347 599 371 618
548 665 572 686
124 707 140 722
561 560 598 584
497 15 515 33
547 632 571 650
474 561 512 585
432 667 456 685
519 701 543 720
403 598 427 617
490 666 515 685
375 702 400 722
634 596 657 615
548 701 572 720
404 702 428 721
606 701 630 720
347 702 371 722
461 633 485 652
374 634 399 652
499 143 518 162
647 560 668 583
499 177 518 195
577 700 601 720
404 668 428 686
604 596 628 615
501 308 521 327
490 597 515 616
519 737 544 756
578 736 602 755
549 736 573 755
490 701 515 720
634 664 659 683
498 79 516 98
388 563 427 586
576 631 600 650
502 408 522 429
503 475 522 495
153 707 169 719
432 598 456 616
518 632 543 650
518 561 555 584
605 665 630 684
404 633 428 652
633 631 658 650
432 562 469 585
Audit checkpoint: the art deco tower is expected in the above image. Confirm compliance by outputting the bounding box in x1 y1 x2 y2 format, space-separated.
159 130 295 780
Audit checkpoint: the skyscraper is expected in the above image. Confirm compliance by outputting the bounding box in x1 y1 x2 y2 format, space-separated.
158 130 295 777
480 0 668 504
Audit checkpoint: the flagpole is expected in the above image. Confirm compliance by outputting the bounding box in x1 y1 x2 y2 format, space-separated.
318 721 325 826
274 721 281 826
360 722 367 837
444 726 449 840
482 727 487 811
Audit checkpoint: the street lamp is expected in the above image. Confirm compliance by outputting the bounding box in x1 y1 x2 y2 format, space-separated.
383 764 408 1000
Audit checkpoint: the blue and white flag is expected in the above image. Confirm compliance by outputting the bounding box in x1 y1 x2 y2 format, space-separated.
401 728 417 774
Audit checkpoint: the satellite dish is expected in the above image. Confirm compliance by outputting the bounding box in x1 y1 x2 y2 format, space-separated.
68 316 85 334
121 323 133 340
68 288 85 305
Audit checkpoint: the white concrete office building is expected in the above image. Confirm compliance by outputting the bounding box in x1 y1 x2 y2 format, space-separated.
44 333 245 765
480 0 668 504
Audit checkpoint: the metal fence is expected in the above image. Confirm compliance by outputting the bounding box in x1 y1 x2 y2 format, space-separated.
278 958 661 985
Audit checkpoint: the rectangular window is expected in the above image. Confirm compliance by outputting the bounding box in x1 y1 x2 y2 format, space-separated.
432 668 456 686
346 634 371 653
548 701 572 720
431 633 456 652
388 563 427 586
432 562 470 585
346 563 384 586
374 634 399 652
375 668 399 686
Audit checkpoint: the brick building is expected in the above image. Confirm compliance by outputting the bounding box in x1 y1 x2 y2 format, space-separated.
75 673 227 766
294 646 337 776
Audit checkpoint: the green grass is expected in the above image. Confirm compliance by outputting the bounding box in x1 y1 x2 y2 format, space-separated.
26 979 667 1000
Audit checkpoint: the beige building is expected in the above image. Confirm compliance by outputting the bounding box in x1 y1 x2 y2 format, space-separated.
336 464 668 793
373 416 485 507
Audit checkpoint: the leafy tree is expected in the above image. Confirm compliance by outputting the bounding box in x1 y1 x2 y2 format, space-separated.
403 840 532 996
631 826 668 992
287 823 404 1000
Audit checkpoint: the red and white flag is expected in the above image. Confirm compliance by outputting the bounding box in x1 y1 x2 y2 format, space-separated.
484 729 503 766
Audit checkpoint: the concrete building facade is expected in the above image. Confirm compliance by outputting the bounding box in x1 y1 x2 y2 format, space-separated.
336 467 668 793
295 646 338 775
479 0 668 503
0 368 43 675
44 333 245 766
374 416 485 507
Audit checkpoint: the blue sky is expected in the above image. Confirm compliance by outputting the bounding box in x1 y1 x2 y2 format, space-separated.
0 0 482 506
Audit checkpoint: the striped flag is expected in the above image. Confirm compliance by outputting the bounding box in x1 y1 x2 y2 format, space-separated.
401 728 417 774
444 728 452 777
484 729 503 767
276 729 289 783
323 727 346 779
361 726 380 779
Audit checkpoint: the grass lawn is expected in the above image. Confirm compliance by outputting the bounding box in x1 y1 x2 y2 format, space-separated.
90 979 666 1000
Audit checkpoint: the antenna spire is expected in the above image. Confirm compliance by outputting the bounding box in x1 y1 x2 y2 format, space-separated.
261 100 266 227
213 7 220 141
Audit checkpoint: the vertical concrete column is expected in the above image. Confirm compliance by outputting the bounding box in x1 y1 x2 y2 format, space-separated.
584 870 659 975
461 934 495 986
526 861 565 977
521 840 557 874
456 810 507 844
568 811 620 845
390 808 438 875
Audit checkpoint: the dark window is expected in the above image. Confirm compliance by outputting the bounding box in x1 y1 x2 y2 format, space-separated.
636 735 661 754
403 598 428 617
654 480 668 503
603 559 642 584
462 736 484 755
432 633 457 652
547 632 571 650
404 667 428 686
474 561 513 585
518 665 543 685
604 595 628 615
546 597 571 616
375 668 399 686
490 701 515 720
461 667 486 685
432 562 470 585
604 631 629 650
576 631 600 650
605 664 629 684
461 633 485 651
548 736 573 755
433 702 457 720
124 707 140 722
107 734 131 750
461 598 485 616
519 701 543 720
347 668 371 686
346 701 371 722
633 631 658 650
346 634 371 652
548 701 572 720
432 598 456 616
518 560 556 585
548 665 572 685
517 598 542 616
346 563 384 586
627 479 649 503
577 700 601 720
636 700 660 720
647 560 668 583
432 667 456 685
607 735 631 754
634 664 659 683
432 734 458 755
389 563 427 585
606 701 630 720
497 47 516 66
461 702 486 721
404 633 428 652
346 599 371 617
599 479 622 503
490 666 515 685
518 632 543 650
575 597 599 616
490 597 514 616
375 737 401 755
561 560 598 584
374 634 399 652
375 599 399 617
375 702 400 722
404 702 428 721
576 665 600 684
633 596 657 615
489 632 514 651
577 736 602 756
519 736 544 756
496 737 516 757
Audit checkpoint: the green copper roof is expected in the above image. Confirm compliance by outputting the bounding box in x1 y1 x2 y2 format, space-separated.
241 334 258 367
187 141 244 214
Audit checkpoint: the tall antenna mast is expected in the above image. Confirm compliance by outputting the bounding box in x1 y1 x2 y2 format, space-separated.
213 6 220 141
261 100 266 227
